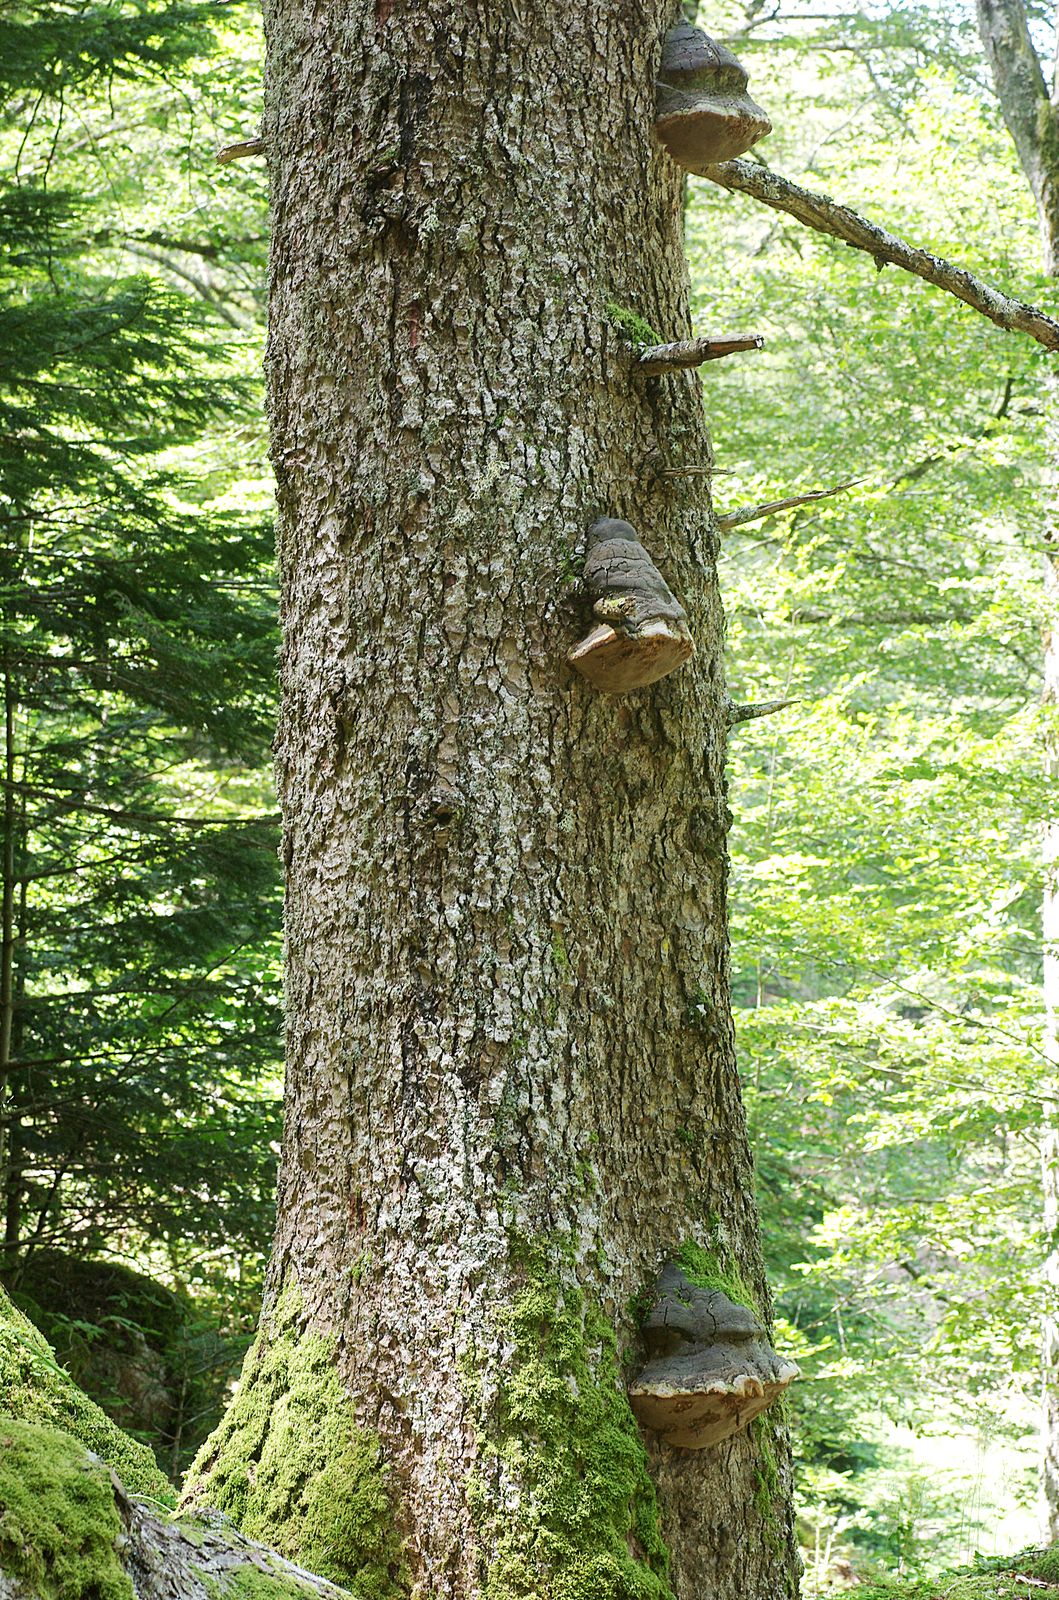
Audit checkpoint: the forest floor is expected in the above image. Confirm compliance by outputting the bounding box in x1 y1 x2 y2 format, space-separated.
850 1548 1059 1598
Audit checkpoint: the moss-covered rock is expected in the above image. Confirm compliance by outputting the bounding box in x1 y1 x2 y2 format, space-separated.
0 1284 174 1504
467 1237 674 1600
183 1286 407 1597
6 1250 238 1480
0 1415 359 1600
0 1416 133 1600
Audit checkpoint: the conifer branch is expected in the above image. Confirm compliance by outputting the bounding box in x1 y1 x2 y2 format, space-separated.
700 158 1059 352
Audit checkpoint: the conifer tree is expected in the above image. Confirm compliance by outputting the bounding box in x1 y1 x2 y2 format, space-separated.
0 3 281 1298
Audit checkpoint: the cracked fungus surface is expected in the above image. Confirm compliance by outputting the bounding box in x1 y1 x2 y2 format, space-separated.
0 1284 173 1504
0 1416 132 1600
185 1288 407 1596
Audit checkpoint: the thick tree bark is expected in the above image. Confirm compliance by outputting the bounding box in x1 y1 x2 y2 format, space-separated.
187 4 798 1597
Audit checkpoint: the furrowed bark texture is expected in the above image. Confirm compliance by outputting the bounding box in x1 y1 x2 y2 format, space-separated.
190 4 797 1596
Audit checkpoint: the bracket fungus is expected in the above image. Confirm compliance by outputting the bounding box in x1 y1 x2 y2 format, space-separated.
628 1264 799 1449
567 518 694 694
654 23 772 168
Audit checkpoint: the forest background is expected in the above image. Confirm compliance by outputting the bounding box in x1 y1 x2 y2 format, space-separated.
1 0 1051 1589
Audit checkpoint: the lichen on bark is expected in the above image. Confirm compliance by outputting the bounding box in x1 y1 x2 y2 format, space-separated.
464 1237 673 1600
183 1286 407 1596
0 1283 173 1503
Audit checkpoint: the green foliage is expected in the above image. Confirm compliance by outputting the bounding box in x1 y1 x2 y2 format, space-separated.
684 0 1050 1577
185 1287 408 1596
0 1283 172 1502
850 1547 1059 1597
0 2 217 95
0 0 279 1356
0 1416 132 1600
466 1235 673 1600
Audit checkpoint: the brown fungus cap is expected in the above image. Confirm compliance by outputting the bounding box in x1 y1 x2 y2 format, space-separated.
628 1264 799 1449
567 518 694 694
655 23 772 168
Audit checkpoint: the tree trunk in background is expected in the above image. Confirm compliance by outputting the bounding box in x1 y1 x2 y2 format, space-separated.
186 4 798 1596
1043 535 1059 1538
977 0 1059 1537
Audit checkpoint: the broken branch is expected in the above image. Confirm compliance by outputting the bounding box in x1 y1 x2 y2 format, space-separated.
637 333 764 374
717 477 864 531
217 136 266 166
727 697 799 727
699 158 1059 353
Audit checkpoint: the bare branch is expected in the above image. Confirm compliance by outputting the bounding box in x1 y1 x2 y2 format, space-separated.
699 159 1059 352
716 477 864 531
727 696 800 727
217 136 266 165
122 244 249 329
637 333 765 374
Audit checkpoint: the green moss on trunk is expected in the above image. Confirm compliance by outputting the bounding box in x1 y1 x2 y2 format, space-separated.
604 302 664 347
0 1416 133 1600
184 1286 407 1597
467 1238 674 1600
0 1284 173 1503
674 1238 758 1312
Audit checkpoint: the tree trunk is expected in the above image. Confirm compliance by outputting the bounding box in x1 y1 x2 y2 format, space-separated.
1041 388 1059 1541
975 0 1059 1539
186 5 798 1597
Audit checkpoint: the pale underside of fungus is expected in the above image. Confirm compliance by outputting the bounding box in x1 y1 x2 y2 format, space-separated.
567 518 694 694
628 1264 799 1449
654 23 772 169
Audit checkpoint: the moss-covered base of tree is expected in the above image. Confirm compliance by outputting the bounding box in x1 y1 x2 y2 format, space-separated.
464 1236 674 1600
0 1416 133 1600
183 1286 407 1596
854 1548 1059 1598
0 1284 174 1503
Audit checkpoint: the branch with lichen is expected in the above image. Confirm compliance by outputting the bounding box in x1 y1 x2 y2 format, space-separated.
726 697 799 727
699 158 1059 352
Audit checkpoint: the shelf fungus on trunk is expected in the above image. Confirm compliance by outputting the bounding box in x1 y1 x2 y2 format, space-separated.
628 1264 799 1449
567 518 694 693
654 23 772 168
